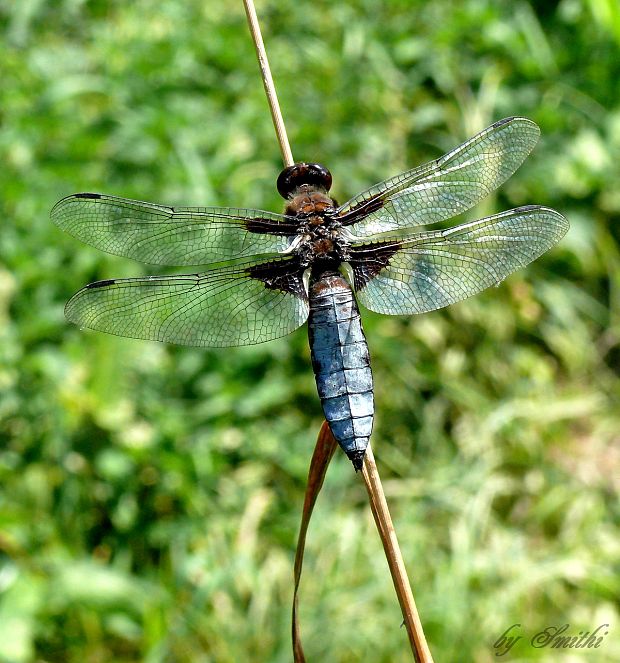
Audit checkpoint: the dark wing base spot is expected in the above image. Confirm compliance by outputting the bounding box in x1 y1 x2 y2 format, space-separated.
245 218 298 235
350 242 402 290
247 257 307 300
338 194 384 225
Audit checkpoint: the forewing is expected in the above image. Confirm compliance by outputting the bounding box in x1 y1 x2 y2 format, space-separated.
52 193 298 265
338 117 540 237
65 256 309 347
348 206 568 315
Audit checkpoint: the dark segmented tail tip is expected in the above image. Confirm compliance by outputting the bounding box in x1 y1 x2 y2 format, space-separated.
347 450 366 472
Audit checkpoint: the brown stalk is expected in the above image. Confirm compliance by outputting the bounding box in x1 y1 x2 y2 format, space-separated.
361 444 434 663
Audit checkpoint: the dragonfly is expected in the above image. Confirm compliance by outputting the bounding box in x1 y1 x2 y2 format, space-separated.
52 117 568 470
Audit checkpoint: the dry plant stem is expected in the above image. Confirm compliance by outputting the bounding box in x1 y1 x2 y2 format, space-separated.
362 445 434 663
242 0 294 167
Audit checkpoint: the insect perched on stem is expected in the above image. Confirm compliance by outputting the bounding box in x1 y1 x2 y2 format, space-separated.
52 117 568 470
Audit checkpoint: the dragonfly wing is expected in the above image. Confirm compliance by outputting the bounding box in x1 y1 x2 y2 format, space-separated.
52 193 297 265
65 256 309 347
338 117 540 238
348 206 568 315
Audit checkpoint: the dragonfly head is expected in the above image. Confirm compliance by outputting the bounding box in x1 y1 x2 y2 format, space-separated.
277 162 332 199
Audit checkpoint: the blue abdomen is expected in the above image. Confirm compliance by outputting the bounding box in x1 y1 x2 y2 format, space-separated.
308 272 374 470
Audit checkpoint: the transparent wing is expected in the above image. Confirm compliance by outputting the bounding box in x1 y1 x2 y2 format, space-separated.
52 193 298 265
348 206 568 315
65 256 309 347
338 117 540 238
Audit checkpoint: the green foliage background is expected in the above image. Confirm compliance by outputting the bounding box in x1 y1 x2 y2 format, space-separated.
1 0 619 661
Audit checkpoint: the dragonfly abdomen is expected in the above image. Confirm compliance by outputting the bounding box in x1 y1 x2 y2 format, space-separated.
308 272 374 470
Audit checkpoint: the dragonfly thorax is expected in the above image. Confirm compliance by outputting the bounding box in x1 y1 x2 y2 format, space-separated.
294 220 350 268
283 183 347 268
285 190 336 218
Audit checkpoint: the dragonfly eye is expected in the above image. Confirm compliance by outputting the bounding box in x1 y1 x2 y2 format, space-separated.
277 162 332 199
